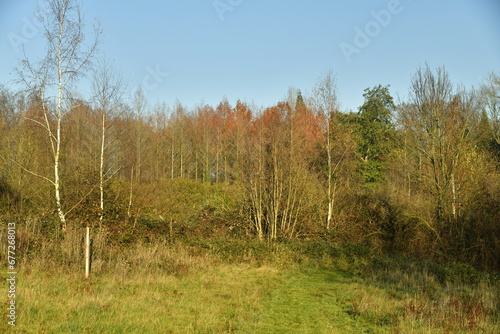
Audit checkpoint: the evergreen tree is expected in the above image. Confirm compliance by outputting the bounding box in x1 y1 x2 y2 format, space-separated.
356 85 396 184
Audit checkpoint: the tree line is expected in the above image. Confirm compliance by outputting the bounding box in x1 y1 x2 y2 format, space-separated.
1 0 499 270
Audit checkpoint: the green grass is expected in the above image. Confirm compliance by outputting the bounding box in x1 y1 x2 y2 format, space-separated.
4 264 273 333
2 241 499 333
247 268 393 333
3 266 388 333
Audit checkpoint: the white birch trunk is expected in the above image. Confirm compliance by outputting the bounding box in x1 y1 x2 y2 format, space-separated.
55 16 66 229
99 112 106 224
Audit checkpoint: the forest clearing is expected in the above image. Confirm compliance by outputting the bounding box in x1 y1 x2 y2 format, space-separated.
1 0 499 332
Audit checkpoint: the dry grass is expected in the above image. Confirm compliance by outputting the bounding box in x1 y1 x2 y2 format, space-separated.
2 246 281 333
0 230 498 333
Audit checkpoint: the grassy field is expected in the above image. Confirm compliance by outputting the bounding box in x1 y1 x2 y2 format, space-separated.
2 241 499 333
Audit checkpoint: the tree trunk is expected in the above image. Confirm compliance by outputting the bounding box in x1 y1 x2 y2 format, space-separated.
99 112 105 225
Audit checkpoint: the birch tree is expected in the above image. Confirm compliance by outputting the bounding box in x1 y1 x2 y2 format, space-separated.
91 58 124 225
312 71 341 230
16 0 100 229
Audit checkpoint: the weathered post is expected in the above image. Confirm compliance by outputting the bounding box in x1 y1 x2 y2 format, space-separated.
85 226 90 278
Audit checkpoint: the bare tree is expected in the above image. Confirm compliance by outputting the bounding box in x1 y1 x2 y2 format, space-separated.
169 102 191 180
91 58 124 225
481 72 500 145
312 70 342 230
16 0 100 229
133 87 147 183
399 65 479 224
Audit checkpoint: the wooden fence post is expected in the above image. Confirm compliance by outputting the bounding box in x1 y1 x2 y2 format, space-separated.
85 226 90 278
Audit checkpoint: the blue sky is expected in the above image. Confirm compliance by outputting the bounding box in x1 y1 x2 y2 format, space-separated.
1 0 499 112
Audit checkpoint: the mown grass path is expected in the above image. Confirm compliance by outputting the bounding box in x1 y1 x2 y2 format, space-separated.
245 267 389 333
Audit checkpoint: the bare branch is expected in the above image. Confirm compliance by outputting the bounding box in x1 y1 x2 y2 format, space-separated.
9 158 55 185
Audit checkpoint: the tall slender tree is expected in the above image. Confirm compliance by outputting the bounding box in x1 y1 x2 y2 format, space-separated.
16 0 100 229
91 58 124 225
312 71 346 230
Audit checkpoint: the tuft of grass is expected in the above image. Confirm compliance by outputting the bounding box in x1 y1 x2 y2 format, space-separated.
361 255 500 333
